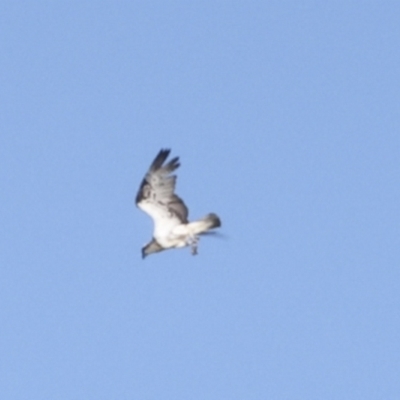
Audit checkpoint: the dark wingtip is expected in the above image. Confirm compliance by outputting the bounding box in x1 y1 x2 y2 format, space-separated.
165 156 180 172
159 148 171 157
208 213 221 229
150 149 171 171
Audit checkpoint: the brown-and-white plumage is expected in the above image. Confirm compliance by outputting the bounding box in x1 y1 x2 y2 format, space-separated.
136 149 221 258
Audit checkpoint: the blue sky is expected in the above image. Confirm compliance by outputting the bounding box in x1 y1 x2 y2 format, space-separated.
1 2 399 399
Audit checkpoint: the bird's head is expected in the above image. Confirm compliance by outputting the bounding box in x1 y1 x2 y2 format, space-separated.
141 239 164 259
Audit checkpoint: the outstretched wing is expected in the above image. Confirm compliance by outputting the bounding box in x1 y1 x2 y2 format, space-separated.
136 149 188 237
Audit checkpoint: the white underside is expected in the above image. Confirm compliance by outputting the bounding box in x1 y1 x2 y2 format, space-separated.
154 219 212 249
139 200 217 251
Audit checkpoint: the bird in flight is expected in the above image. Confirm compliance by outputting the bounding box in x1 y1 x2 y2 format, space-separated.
136 149 221 258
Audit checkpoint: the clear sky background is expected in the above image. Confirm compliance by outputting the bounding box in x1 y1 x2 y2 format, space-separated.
1 2 399 399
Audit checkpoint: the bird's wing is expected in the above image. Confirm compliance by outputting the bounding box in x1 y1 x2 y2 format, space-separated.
136 149 188 237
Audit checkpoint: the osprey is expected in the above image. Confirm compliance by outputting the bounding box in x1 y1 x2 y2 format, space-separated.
136 149 221 258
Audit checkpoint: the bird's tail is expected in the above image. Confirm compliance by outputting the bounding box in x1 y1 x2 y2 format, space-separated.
188 213 221 235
